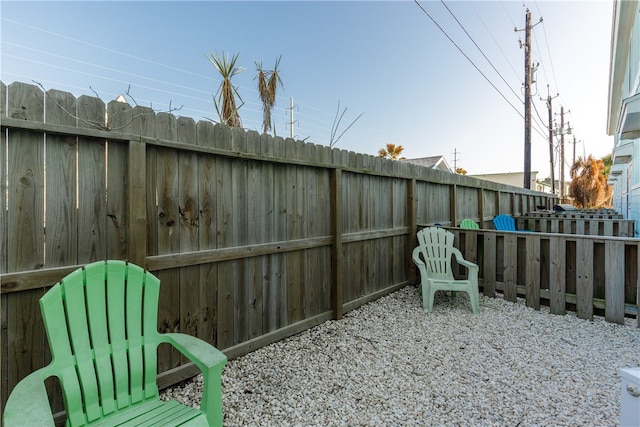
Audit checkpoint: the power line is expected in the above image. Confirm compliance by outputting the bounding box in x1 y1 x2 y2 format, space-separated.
414 0 525 120
440 0 523 103
470 2 521 82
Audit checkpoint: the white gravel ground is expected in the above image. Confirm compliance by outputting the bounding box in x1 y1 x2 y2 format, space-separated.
162 286 640 426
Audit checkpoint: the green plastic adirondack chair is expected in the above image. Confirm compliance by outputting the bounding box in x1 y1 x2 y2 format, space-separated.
412 227 480 314
3 260 227 427
459 219 479 229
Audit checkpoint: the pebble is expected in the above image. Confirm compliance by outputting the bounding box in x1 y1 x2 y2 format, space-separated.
161 286 640 426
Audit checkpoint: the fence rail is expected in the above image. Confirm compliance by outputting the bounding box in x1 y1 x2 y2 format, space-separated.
515 216 635 237
449 228 639 324
1 81 557 416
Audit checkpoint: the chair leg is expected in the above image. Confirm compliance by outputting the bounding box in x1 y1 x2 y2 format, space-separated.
468 288 480 314
422 283 434 313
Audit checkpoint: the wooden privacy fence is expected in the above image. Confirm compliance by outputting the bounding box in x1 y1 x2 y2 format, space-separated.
449 228 640 325
515 215 635 237
0 81 555 416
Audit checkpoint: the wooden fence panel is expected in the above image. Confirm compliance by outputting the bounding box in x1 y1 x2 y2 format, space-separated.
5 82 47 413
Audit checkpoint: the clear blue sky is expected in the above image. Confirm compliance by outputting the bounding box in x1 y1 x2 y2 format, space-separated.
1 0 614 178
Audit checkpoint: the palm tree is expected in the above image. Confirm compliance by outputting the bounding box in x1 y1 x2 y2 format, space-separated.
206 51 244 127
378 143 406 160
255 56 283 134
569 155 612 208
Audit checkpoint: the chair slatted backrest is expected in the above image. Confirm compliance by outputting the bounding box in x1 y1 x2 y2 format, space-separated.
493 214 516 231
459 219 479 230
40 261 162 426
416 227 455 280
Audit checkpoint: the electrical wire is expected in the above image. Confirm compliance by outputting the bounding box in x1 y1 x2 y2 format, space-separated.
414 1 525 121
440 0 523 103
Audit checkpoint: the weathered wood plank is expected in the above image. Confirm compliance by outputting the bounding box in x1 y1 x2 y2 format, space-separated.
154 111 180 372
76 95 107 264
524 235 540 309
549 238 566 315
483 233 496 297
503 234 517 302
216 152 235 350
5 82 46 412
605 240 625 324
44 89 78 268
196 120 218 346
576 238 594 320
177 117 200 362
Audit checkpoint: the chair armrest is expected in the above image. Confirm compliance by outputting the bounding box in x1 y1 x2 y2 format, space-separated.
451 248 479 275
162 333 227 369
3 369 55 426
161 333 227 426
412 246 425 267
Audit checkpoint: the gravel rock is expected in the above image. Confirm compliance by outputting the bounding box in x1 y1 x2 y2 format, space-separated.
161 286 640 426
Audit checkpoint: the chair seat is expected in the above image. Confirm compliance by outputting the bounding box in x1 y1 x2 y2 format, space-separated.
92 399 207 427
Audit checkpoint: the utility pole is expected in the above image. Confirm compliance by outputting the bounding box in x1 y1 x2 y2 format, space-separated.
542 85 558 194
556 106 572 200
288 97 297 138
452 148 459 171
516 9 542 189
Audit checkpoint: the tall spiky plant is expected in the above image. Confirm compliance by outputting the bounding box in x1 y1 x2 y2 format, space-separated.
255 56 283 134
378 143 406 160
206 51 244 127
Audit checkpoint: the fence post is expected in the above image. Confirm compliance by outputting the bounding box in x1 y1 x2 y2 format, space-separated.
407 178 416 284
449 184 457 226
330 168 343 319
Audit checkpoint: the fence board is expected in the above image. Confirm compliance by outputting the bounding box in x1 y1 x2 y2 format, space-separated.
576 239 594 319
216 153 235 349
6 83 47 413
504 234 517 302
549 238 566 315
524 235 540 309
45 89 78 268
196 120 218 345
178 117 200 359
483 233 496 297
153 111 181 372
605 240 625 324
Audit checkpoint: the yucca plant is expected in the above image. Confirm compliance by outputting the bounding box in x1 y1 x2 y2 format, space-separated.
378 143 406 160
255 56 283 134
206 51 244 127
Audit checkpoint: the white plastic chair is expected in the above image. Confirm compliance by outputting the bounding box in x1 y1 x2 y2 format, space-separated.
412 227 480 313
